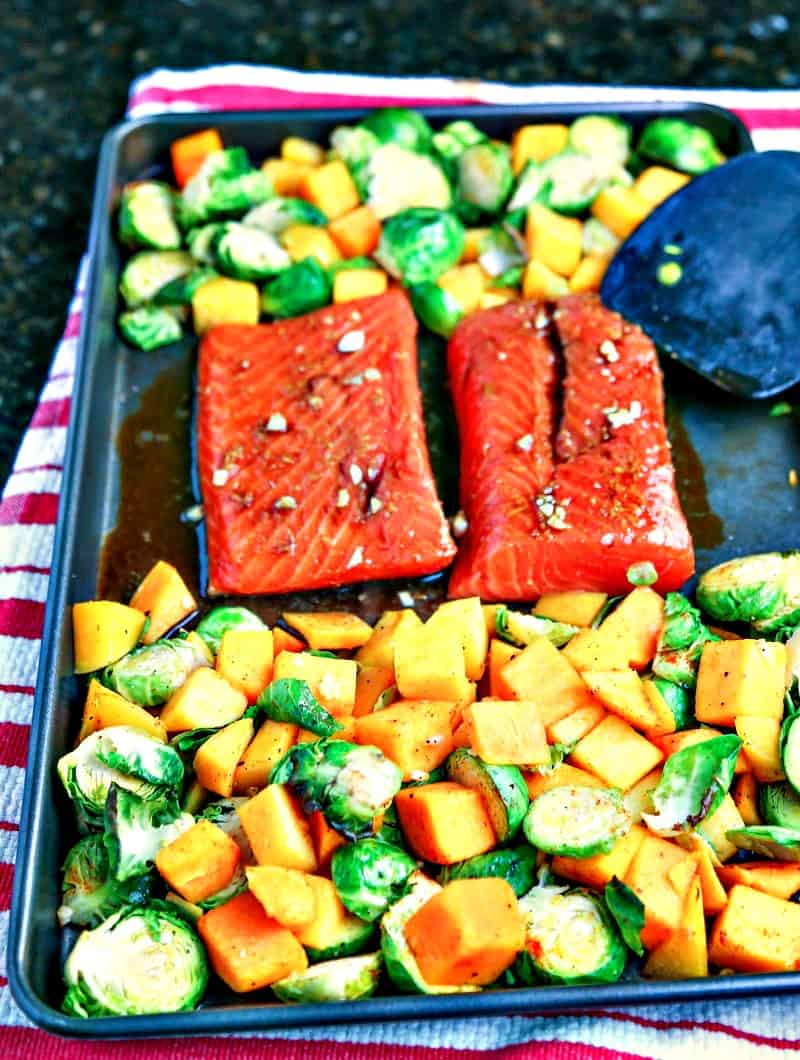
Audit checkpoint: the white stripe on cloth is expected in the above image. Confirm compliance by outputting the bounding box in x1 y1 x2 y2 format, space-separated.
0 768 26 827
49 336 78 380
0 637 42 692
0 525 55 573
752 128 800 150
39 376 74 404
12 429 67 476
2 469 63 501
0 692 34 726
0 574 49 605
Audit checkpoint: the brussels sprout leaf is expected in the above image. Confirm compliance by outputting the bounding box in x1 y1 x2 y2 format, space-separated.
257 677 343 736
604 877 645 956
643 734 741 836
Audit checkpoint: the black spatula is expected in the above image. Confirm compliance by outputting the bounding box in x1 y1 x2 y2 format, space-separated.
600 150 800 398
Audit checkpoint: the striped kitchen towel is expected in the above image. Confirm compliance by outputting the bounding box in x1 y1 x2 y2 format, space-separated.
1 66 799 1059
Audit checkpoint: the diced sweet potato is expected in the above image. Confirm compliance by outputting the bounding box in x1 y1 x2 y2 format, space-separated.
553 823 647 890
281 610 373 650
197 891 308 992
426 597 488 681
72 601 146 674
716 862 800 902
708 885 800 973
273 651 357 717
591 185 653 239
561 628 630 673
160 667 247 732
194 717 255 798
405 878 525 986
633 165 690 206
355 609 422 669
598 588 664 670
524 762 605 801
156 819 240 904
623 834 697 950
695 639 785 727
533 590 608 627
129 561 197 644
511 124 569 173
570 715 663 791
569 253 610 293
395 782 496 864
216 629 274 703
79 678 166 743
233 719 298 795
643 875 707 979
461 700 549 767
245 865 316 928
238 784 317 872
355 700 456 780
333 268 389 303
501 635 598 714
192 277 259 334
522 259 569 299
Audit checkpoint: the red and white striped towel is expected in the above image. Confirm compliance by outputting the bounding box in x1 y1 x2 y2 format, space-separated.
1 67 799 1059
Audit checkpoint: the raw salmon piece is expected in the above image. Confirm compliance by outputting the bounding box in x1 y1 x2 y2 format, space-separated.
198 290 455 595
447 294 694 600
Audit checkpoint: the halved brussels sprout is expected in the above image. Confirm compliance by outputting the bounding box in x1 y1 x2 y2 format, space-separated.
432 120 487 164
642 734 740 836
439 845 538 897
523 785 631 857
200 796 256 864
104 785 193 882
637 118 724 175
257 677 342 736
514 886 627 985
187 222 228 264
362 107 434 153
781 711 800 794
495 606 577 649
119 250 194 308
380 871 478 994
696 552 800 631
456 141 514 216
331 838 416 922
329 125 381 174
152 266 218 306
195 605 266 655
477 224 527 279
119 181 181 251
362 144 453 220
62 903 208 1017
118 307 183 352
408 281 464 339
179 147 272 228
374 207 465 285
507 160 545 213
652 592 717 690
103 635 209 707
272 952 382 1003
569 115 631 166
373 803 404 847
213 222 291 281
446 748 529 842
59 835 152 928
262 257 332 318
760 781 800 830
244 196 327 235
726 824 800 862
535 150 614 215
270 739 402 840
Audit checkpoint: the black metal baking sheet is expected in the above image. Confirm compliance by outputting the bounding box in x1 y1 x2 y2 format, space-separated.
14 101 800 1040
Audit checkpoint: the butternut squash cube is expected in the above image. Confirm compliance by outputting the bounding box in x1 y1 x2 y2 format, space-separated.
461 700 549 767
309 809 347 871
731 772 762 826
281 136 324 167
623 833 697 949
437 264 487 314
194 717 254 798
553 823 648 891
394 620 471 702
526 203 582 277
355 700 456 780
521 259 569 299
394 782 496 864
356 608 422 669
333 268 388 303
694 794 744 862
569 253 610 293
273 626 305 655
281 224 341 267
78 678 166 743
679 835 728 915
353 664 396 717
426 597 488 681
273 650 357 717
233 719 298 795
735 715 784 782
262 157 315 196
716 861 800 902
216 628 274 703
192 276 259 335
129 561 196 644
197 891 308 992
155 819 240 904
545 702 607 746
598 588 664 670
72 601 146 674
488 638 518 698
708 884 800 973
643 874 708 979
480 288 517 309
641 679 680 737
696 639 785 727
561 628 630 673
501 635 598 714
300 159 360 220
160 666 247 732
533 590 608 628
570 714 663 791
405 878 525 986
238 783 317 872
633 165 690 206
524 762 605 801
294 874 367 951
328 205 382 258
245 865 316 928
652 727 749 775
591 185 653 239
581 669 660 732
511 123 569 173
281 611 372 651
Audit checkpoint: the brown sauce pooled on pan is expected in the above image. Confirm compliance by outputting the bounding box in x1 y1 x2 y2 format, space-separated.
97 362 199 603
666 401 724 551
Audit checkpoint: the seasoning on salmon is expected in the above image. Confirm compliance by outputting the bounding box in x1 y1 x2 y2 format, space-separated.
198 289 455 595
447 294 694 601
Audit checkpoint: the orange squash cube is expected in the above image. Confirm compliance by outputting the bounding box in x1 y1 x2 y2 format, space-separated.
238 784 317 871
488 639 518 698
501 635 598 715
569 253 610 293
355 700 457 780
524 762 605 801
561 628 631 673
309 809 347 871
623 834 696 949
281 136 324 167
709 885 800 973
294 875 366 951
216 628 274 703
355 608 422 669
598 588 664 670
511 123 569 173
394 782 496 864
262 157 315 196
281 224 341 267
643 874 708 979
171 128 224 188
155 819 240 904
533 590 608 627
545 702 607 746
591 185 653 239
79 678 166 743
129 560 197 643
581 669 660 732
233 719 298 795
333 268 389 303
526 203 582 277
328 205 382 258
300 160 360 220
281 610 372 650
273 650 357 717
553 823 648 891
245 865 316 928
633 165 690 206
160 666 247 732
72 601 146 675
716 862 800 902
193 717 254 798
570 714 663 791
461 700 549 767
731 772 762 826
696 639 785 727
353 665 396 717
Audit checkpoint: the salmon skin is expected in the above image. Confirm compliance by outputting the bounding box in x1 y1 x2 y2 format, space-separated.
198 289 455 595
447 294 695 601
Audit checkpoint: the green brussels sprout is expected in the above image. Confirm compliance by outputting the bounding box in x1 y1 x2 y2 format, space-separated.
642 734 741 836
118 306 183 352
726 825 800 862
119 181 181 250
327 255 376 276
408 281 464 338
331 839 416 921
638 118 724 175
569 114 632 166
432 120 487 164
439 846 538 897
179 147 272 228
446 749 529 842
781 711 800 795
59 835 153 928
200 797 256 863
374 207 465 285
119 250 195 308
186 222 228 264
652 592 718 690
514 886 627 985
273 953 381 1003
523 785 631 857
380 871 478 994
362 107 434 153
582 217 621 257
58 726 183 830
696 552 800 632
213 221 291 281
270 738 402 840
62 902 208 1017
244 196 327 235
372 802 404 847
195 605 266 655
760 781 800 830
329 124 381 173
512 150 612 216
361 144 453 220
262 257 332 318
257 677 342 736
196 866 248 910
647 677 693 731
495 606 577 648
104 785 194 882
490 264 524 289
456 141 514 216
477 224 526 279
152 266 218 306
103 636 209 707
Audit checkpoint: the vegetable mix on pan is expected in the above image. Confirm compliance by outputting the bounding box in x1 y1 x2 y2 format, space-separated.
60 550 800 1015
115 110 723 347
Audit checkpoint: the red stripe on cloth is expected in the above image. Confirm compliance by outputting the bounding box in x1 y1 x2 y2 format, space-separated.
0 1029 651 1060
0 821 19 832
29 399 71 430
0 863 14 909
0 722 29 767
597 1008 800 1051
131 82 472 112
10 463 63 476
0 492 59 527
0 566 50 577
62 313 81 340
0 599 45 638
734 107 800 129
0 684 34 696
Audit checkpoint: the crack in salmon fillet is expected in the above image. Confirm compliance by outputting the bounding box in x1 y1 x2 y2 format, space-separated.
447 294 695 601
198 289 456 595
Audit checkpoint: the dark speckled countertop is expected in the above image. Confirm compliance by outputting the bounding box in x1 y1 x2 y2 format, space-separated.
2 0 798 485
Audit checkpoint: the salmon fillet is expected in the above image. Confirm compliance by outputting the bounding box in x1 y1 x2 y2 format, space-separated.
447 294 694 601
198 289 455 595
